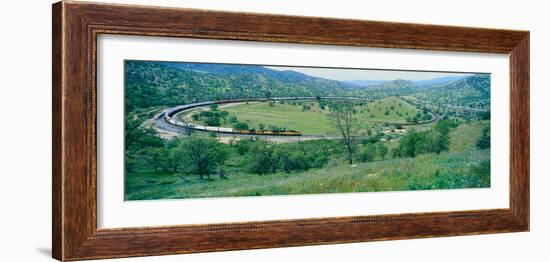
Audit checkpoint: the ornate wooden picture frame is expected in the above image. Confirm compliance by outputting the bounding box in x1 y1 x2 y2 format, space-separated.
52 1 529 261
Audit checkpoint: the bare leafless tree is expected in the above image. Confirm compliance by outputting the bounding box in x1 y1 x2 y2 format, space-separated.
330 102 359 165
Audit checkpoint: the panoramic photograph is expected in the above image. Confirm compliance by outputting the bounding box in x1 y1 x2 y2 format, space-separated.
124 60 491 201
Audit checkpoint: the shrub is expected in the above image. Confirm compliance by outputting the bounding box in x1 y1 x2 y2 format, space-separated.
391 147 401 158
233 122 249 130
397 129 426 158
236 140 252 155
476 127 491 149
203 116 220 126
377 143 388 160
358 144 377 162
275 146 309 173
246 141 277 174
175 137 228 180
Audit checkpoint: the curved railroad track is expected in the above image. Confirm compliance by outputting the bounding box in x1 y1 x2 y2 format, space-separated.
154 96 439 140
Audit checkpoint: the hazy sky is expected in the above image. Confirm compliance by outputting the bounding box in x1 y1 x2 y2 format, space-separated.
265 66 476 81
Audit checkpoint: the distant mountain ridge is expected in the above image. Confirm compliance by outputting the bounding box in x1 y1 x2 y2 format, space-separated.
349 79 419 99
345 80 387 87
124 61 489 112
164 62 470 90
347 75 469 89
442 74 490 95
159 62 356 90
370 79 417 89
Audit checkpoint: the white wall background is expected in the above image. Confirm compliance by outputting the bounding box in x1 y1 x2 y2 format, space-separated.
0 0 546 261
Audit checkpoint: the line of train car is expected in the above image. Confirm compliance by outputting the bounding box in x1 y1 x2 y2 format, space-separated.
234 129 301 136
166 116 302 136
162 96 370 136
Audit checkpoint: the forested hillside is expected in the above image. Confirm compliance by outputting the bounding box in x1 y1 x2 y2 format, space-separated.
124 61 352 111
413 74 490 109
351 79 420 99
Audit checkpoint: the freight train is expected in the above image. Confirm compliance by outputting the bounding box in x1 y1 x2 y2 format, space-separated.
164 116 301 136
162 97 369 136
163 98 316 136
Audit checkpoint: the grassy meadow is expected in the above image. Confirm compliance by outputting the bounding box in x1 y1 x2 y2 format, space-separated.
223 100 336 135
176 97 425 136
360 96 423 123
125 120 490 200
